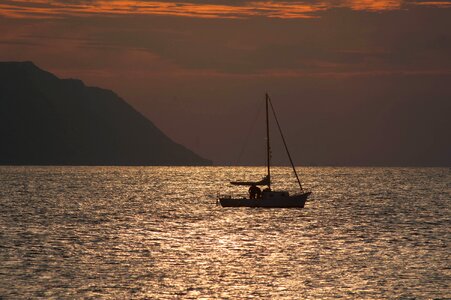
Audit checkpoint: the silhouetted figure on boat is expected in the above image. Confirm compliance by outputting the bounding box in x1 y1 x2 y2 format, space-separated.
249 184 261 199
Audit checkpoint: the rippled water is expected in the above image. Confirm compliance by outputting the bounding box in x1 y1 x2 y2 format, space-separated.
0 166 449 299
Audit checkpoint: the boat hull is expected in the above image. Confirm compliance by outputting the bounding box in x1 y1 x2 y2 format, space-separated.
219 192 311 208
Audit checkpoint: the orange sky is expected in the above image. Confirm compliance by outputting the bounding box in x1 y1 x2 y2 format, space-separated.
1 0 449 19
1 0 450 165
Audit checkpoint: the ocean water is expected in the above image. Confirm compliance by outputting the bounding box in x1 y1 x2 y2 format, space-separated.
0 166 449 299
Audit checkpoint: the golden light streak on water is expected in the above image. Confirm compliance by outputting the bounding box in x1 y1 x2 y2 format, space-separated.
0 166 449 298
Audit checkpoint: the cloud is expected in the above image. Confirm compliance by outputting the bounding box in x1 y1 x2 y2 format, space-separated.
414 1 451 7
0 1 326 19
1 3 450 78
342 0 402 11
1 0 449 20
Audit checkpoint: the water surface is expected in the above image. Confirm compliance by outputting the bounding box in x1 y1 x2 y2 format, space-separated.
0 167 449 299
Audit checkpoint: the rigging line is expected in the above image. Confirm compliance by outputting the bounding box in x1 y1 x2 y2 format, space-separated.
268 95 304 192
235 97 265 165
265 93 271 189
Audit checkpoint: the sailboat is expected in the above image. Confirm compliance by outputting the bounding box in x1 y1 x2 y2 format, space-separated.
218 93 311 208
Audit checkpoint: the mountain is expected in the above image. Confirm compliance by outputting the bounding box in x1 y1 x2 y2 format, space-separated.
0 61 211 165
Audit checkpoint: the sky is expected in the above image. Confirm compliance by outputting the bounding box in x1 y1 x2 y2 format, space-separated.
1 0 450 166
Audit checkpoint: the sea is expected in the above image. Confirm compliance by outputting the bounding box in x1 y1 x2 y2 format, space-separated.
0 166 449 299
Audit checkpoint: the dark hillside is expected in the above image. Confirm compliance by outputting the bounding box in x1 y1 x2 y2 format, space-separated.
0 61 211 165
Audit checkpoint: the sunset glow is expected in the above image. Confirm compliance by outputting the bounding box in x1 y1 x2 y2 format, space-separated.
0 1 328 19
344 0 402 11
1 0 450 166
415 1 451 7
1 0 447 19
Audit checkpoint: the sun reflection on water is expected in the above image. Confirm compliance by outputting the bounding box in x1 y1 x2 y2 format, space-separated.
0 166 449 298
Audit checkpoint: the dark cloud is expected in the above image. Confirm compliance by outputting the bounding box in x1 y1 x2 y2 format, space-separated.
56 6 449 75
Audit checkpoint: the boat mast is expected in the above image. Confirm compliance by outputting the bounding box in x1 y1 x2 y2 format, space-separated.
267 95 304 192
265 93 271 190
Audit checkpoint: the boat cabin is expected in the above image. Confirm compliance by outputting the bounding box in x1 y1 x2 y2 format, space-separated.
262 190 289 198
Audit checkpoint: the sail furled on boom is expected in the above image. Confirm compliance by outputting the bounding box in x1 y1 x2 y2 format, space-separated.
230 175 270 186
